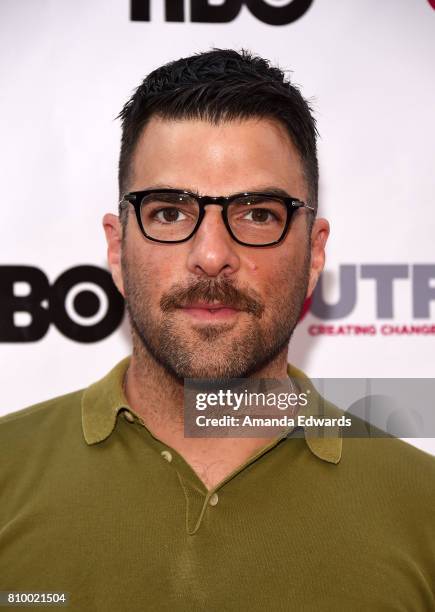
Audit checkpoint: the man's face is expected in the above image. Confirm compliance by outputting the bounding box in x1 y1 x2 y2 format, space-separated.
105 116 328 379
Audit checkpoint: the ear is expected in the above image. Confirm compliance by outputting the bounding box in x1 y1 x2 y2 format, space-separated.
102 213 125 297
306 217 330 299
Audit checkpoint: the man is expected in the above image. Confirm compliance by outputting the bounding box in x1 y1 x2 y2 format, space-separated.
1 49 434 611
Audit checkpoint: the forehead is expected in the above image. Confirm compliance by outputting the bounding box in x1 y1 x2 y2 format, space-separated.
129 116 306 196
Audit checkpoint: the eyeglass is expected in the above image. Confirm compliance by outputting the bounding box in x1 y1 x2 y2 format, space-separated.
120 188 315 247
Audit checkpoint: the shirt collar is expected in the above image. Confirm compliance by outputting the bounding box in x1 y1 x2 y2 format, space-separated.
286 362 343 464
81 357 342 465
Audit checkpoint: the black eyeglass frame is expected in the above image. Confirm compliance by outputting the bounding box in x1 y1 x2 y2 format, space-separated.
121 188 315 247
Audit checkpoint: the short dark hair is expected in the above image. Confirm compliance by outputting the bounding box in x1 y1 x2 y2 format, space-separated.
117 48 319 227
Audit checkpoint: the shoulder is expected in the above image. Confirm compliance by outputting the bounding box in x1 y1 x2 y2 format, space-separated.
0 390 89 510
342 430 435 474
318 401 435 507
0 390 90 528
339 416 435 519
0 388 84 427
324 402 435 473
340 408 435 470
0 389 85 460
320 399 435 471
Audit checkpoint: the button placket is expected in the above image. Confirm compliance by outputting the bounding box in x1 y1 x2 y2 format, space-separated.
161 450 173 463
208 492 219 507
123 409 135 423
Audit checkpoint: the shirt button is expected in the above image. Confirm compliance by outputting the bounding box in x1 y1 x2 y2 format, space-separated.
123 410 135 423
161 450 172 463
209 493 219 506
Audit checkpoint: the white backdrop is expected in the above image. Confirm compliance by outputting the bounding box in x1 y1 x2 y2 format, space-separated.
1 0 434 454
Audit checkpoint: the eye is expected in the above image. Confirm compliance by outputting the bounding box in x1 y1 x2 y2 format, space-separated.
242 208 278 223
153 207 188 224
229 196 285 225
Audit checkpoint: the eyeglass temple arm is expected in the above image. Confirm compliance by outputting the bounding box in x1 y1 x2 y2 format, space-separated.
293 200 316 213
120 194 137 205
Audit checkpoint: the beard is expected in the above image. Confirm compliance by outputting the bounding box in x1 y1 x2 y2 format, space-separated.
122 248 310 381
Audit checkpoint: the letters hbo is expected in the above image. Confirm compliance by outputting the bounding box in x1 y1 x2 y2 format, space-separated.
0 266 124 343
131 0 314 26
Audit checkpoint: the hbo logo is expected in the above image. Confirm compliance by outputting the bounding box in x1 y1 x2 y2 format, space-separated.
131 0 314 26
0 266 124 343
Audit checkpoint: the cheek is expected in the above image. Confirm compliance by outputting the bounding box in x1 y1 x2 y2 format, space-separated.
246 250 294 287
255 250 307 303
128 245 185 297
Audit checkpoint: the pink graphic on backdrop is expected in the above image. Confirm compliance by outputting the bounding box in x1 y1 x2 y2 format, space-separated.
428 0 435 8
298 295 312 323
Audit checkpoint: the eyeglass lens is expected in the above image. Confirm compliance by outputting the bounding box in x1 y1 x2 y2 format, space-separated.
139 192 288 245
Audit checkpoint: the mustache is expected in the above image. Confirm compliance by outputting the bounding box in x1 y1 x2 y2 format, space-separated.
160 278 264 318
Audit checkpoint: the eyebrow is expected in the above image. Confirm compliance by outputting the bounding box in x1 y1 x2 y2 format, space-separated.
142 184 293 199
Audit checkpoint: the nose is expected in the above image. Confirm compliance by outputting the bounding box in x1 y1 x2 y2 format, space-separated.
186 205 241 278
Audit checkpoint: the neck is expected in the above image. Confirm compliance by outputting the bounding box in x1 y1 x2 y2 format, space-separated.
123 335 290 490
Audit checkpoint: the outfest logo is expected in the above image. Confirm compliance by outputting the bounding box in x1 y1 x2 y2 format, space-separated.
301 264 435 337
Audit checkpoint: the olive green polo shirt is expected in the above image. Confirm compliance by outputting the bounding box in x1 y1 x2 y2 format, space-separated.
1 357 434 611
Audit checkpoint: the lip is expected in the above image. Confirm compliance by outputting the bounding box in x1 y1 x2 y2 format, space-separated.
179 303 241 321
